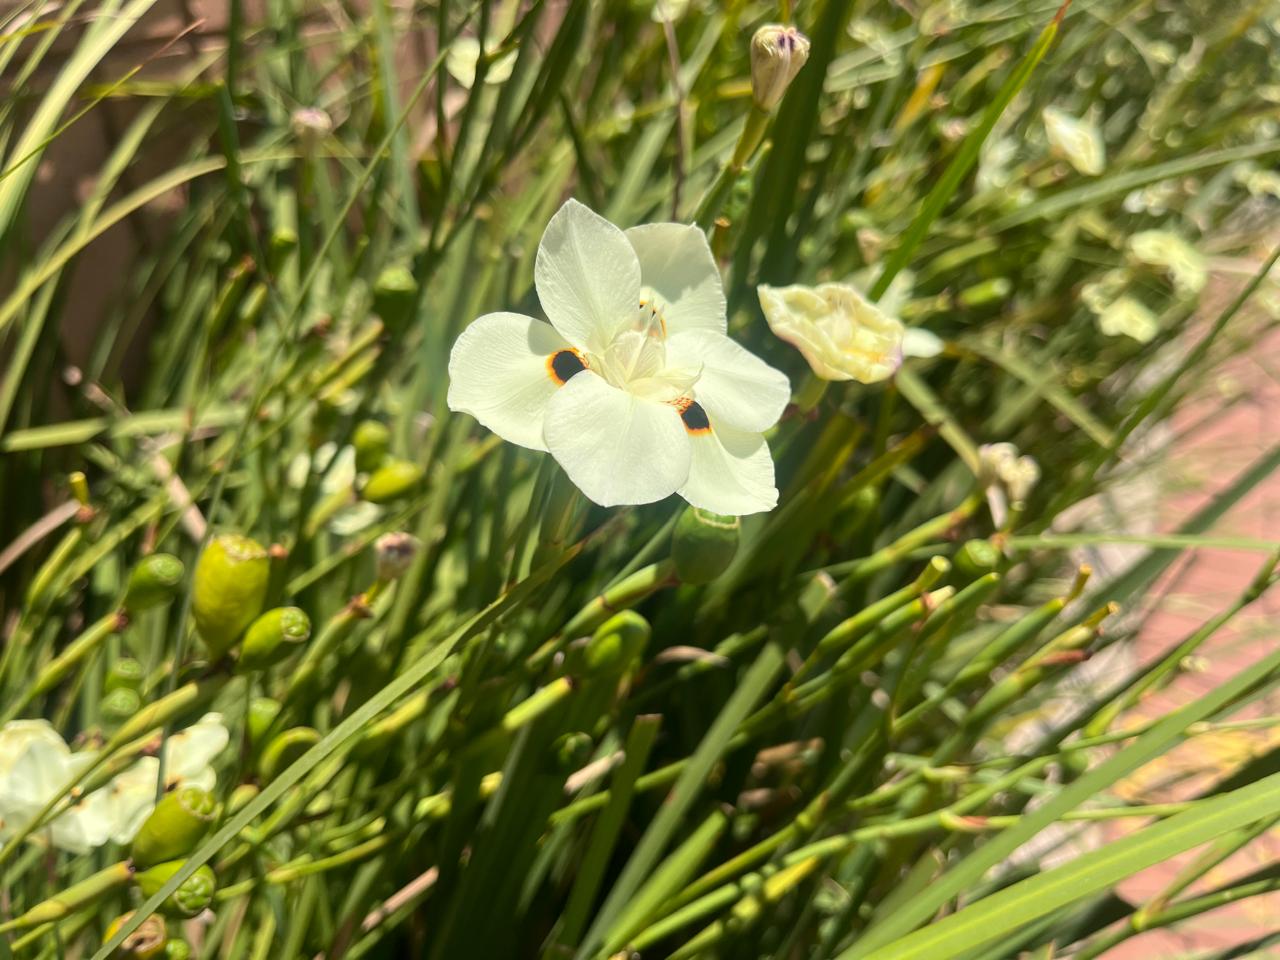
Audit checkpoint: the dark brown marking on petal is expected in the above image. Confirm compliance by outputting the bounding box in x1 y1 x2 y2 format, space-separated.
547 349 587 385
680 401 711 435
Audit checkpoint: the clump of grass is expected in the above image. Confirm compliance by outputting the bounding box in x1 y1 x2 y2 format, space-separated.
1 1 1279 959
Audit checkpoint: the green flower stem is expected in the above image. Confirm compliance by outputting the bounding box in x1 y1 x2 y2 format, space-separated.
281 580 389 712
10 907 94 952
692 104 771 226
526 560 679 672
0 861 132 934
459 677 578 759
3 608 126 722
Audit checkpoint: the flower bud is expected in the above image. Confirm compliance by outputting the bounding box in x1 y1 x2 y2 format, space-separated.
104 912 167 959
361 460 424 504
954 539 1001 578
372 265 418 332
257 727 321 783
124 554 185 612
374 532 420 581
551 732 593 772
106 657 146 694
130 785 218 870
228 783 260 815
101 686 143 731
164 940 192 960
583 611 651 676
237 606 311 672
352 420 391 472
750 24 810 111
192 534 270 659
246 697 281 748
672 507 740 584
134 860 217 918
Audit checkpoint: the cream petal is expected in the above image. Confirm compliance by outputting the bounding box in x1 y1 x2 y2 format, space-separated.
665 330 791 432
625 223 727 335
447 311 575 452
678 419 777 516
161 713 229 782
543 372 691 507
535 199 642 352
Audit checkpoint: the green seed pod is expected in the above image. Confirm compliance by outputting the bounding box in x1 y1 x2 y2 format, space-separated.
228 783 259 815
101 687 142 730
192 534 270 659
954 539 1002 578
352 420 391 472
246 697 281 748
104 912 167 959
583 611 651 677
134 861 217 918
237 606 311 672
106 657 145 694
130 785 218 870
164 939 192 960
360 460 424 504
671 507 740 584
257 727 321 783
551 732 593 772
124 554 185 613
372 264 418 331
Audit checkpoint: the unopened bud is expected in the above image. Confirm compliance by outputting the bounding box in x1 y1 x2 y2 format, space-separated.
130 785 218 870
237 606 311 672
361 460 424 504
375 532 420 581
134 860 217 917
246 697 281 748
352 420 391 472
954 539 1001 578
552 732 593 772
750 24 810 111
124 554 185 612
257 727 321 783
192 534 270 659
582 611 651 676
164 940 193 960
672 507 740 584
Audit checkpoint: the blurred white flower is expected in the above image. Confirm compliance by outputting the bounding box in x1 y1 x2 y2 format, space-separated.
902 327 945 358
978 442 1040 527
650 0 690 22
758 281 904 383
0 715 228 853
1128 230 1206 297
1097 296 1159 343
449 199 789 515
446 36 516 90
1042 107 1105 176
287 444 382 535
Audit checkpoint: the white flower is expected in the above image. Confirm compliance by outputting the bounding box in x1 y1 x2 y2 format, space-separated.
0 715 228 853
1097 296 1159 343
447 200 790 516
757 282 904 383
978 443 1040 527
1042 107 1105 176
446 36 516 89
1128 230 1207 297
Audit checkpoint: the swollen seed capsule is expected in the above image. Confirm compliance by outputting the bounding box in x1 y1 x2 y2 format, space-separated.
237 607 311 672
583 611 651 677
164 940 193 960
101 687 142 730
352 420 391 472
134 861 217 918
106 657 146 694
257 727 321 783
246 697 281 748
130 785 218 870
671 507 740 584
361 460 424 504
228 783 259 815
954 539 1002 578
192 534 270 659
372 265 418 331
104 912 167 959
124 555 185 613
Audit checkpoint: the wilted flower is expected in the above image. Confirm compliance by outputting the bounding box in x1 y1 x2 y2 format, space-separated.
1042 106 1105 176
290 108 333 150
1097 296 1159 343
375 531 420 581
1128 230 1207 297
978 443 1040 527
758 282 904 383
448 199 790 515
750 24 810 111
